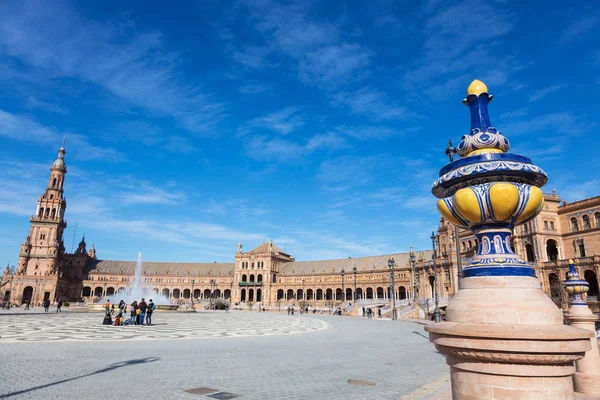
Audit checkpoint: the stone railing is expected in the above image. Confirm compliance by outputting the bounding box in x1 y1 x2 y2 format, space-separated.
238 281 263 286
542 256 599 268
398 303 415 318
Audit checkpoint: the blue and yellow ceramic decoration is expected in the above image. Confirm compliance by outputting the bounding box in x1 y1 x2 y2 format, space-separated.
432 80 548 278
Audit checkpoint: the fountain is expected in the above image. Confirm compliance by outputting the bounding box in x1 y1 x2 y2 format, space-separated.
88 252 179 311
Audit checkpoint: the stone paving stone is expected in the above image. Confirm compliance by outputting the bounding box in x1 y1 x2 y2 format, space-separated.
0 311 448 399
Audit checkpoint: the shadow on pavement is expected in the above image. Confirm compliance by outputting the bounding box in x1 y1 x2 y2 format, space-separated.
0 357 159 399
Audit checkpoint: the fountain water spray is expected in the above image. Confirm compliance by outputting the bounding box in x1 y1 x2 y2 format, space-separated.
105 252 171 305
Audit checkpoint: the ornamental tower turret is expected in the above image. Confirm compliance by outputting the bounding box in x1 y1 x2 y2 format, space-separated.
22 141 68 276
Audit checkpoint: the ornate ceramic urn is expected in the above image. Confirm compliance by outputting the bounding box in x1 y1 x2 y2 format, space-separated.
432 79 547 278
425 80 592 400
563 260 600 395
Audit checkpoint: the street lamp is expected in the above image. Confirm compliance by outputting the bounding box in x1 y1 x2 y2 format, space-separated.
410 246 418 305
388 258 397 320
353 265 357 305
340 269 345 305
209 279 216 310
431 232 441 323
229 279 233 310
191 279 196 310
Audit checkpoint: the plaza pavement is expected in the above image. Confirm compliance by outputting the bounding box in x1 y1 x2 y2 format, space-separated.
0 310 448 400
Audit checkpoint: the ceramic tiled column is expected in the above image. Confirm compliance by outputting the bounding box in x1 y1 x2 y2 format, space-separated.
426 80 592 400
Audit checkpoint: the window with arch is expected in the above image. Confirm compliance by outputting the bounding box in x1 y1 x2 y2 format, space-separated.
596 213 600 227
525 243 535 262
461 242 466 252
544 221 548 230
571 217 579 232
550 221 555 230
52 178 57 187
583 215 591 230
546 239 559 262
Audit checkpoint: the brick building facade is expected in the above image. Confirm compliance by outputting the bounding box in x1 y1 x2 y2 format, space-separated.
1 146 598 313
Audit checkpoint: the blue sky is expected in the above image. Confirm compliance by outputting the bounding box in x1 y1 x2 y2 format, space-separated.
0 0 599 264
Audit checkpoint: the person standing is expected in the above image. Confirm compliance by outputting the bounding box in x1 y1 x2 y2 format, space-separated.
146 299 154 325
44 299 50 313
139 298 147 326
129 301 137 325
57 300 62 313
105 299 111 315
24 300 30 310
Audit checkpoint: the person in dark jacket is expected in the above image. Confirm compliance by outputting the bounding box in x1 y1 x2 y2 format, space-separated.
146 299 155 326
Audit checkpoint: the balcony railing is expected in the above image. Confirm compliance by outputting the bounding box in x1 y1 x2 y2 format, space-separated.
542 256 598 268
239 281 263 286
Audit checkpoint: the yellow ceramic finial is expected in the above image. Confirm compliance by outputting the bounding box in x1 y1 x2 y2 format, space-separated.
467 79 488 96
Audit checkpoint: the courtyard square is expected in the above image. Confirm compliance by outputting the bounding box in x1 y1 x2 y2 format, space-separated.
0 311 448 400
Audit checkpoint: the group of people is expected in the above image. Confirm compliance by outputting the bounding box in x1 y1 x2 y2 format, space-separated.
362 307 382 318
103 298 155 326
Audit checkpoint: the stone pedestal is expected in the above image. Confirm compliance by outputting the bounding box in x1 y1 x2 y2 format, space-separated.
566 306 600 395
425 276 592 400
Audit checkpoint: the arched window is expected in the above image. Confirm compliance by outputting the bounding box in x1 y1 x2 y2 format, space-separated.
525 243 535 262
52 178 57 187
366 288 373 299
596 213 600 228
583 215 591 230
50 209 56 219
571 217 579 232
584 270 599 297
241 274 247 282
316 289 323 300
307 289 314 300
287 289 294 300
468 240 473 249
345 288 352 300
326 288 333 300
38 208 43 217
277 289 284 300
461 242 466 252
398 286 407 300
240 288 246 302
272 274 277 283
251 262 254 269
297 289 304 300
546 240 559 262
257 274 263 283
429 275 435 298
249 274 255 283
376 287 384 299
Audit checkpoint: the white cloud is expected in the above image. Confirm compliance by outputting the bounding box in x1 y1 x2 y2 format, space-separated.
0 109 125 162
244 106 305 135
0 2 227 134
331 87 417 120
529 85 565 102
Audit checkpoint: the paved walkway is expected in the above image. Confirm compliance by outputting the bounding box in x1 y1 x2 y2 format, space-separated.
0 311 326 343
0 311 448 400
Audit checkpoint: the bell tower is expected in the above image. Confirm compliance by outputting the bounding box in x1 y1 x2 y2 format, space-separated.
20 141 68 276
